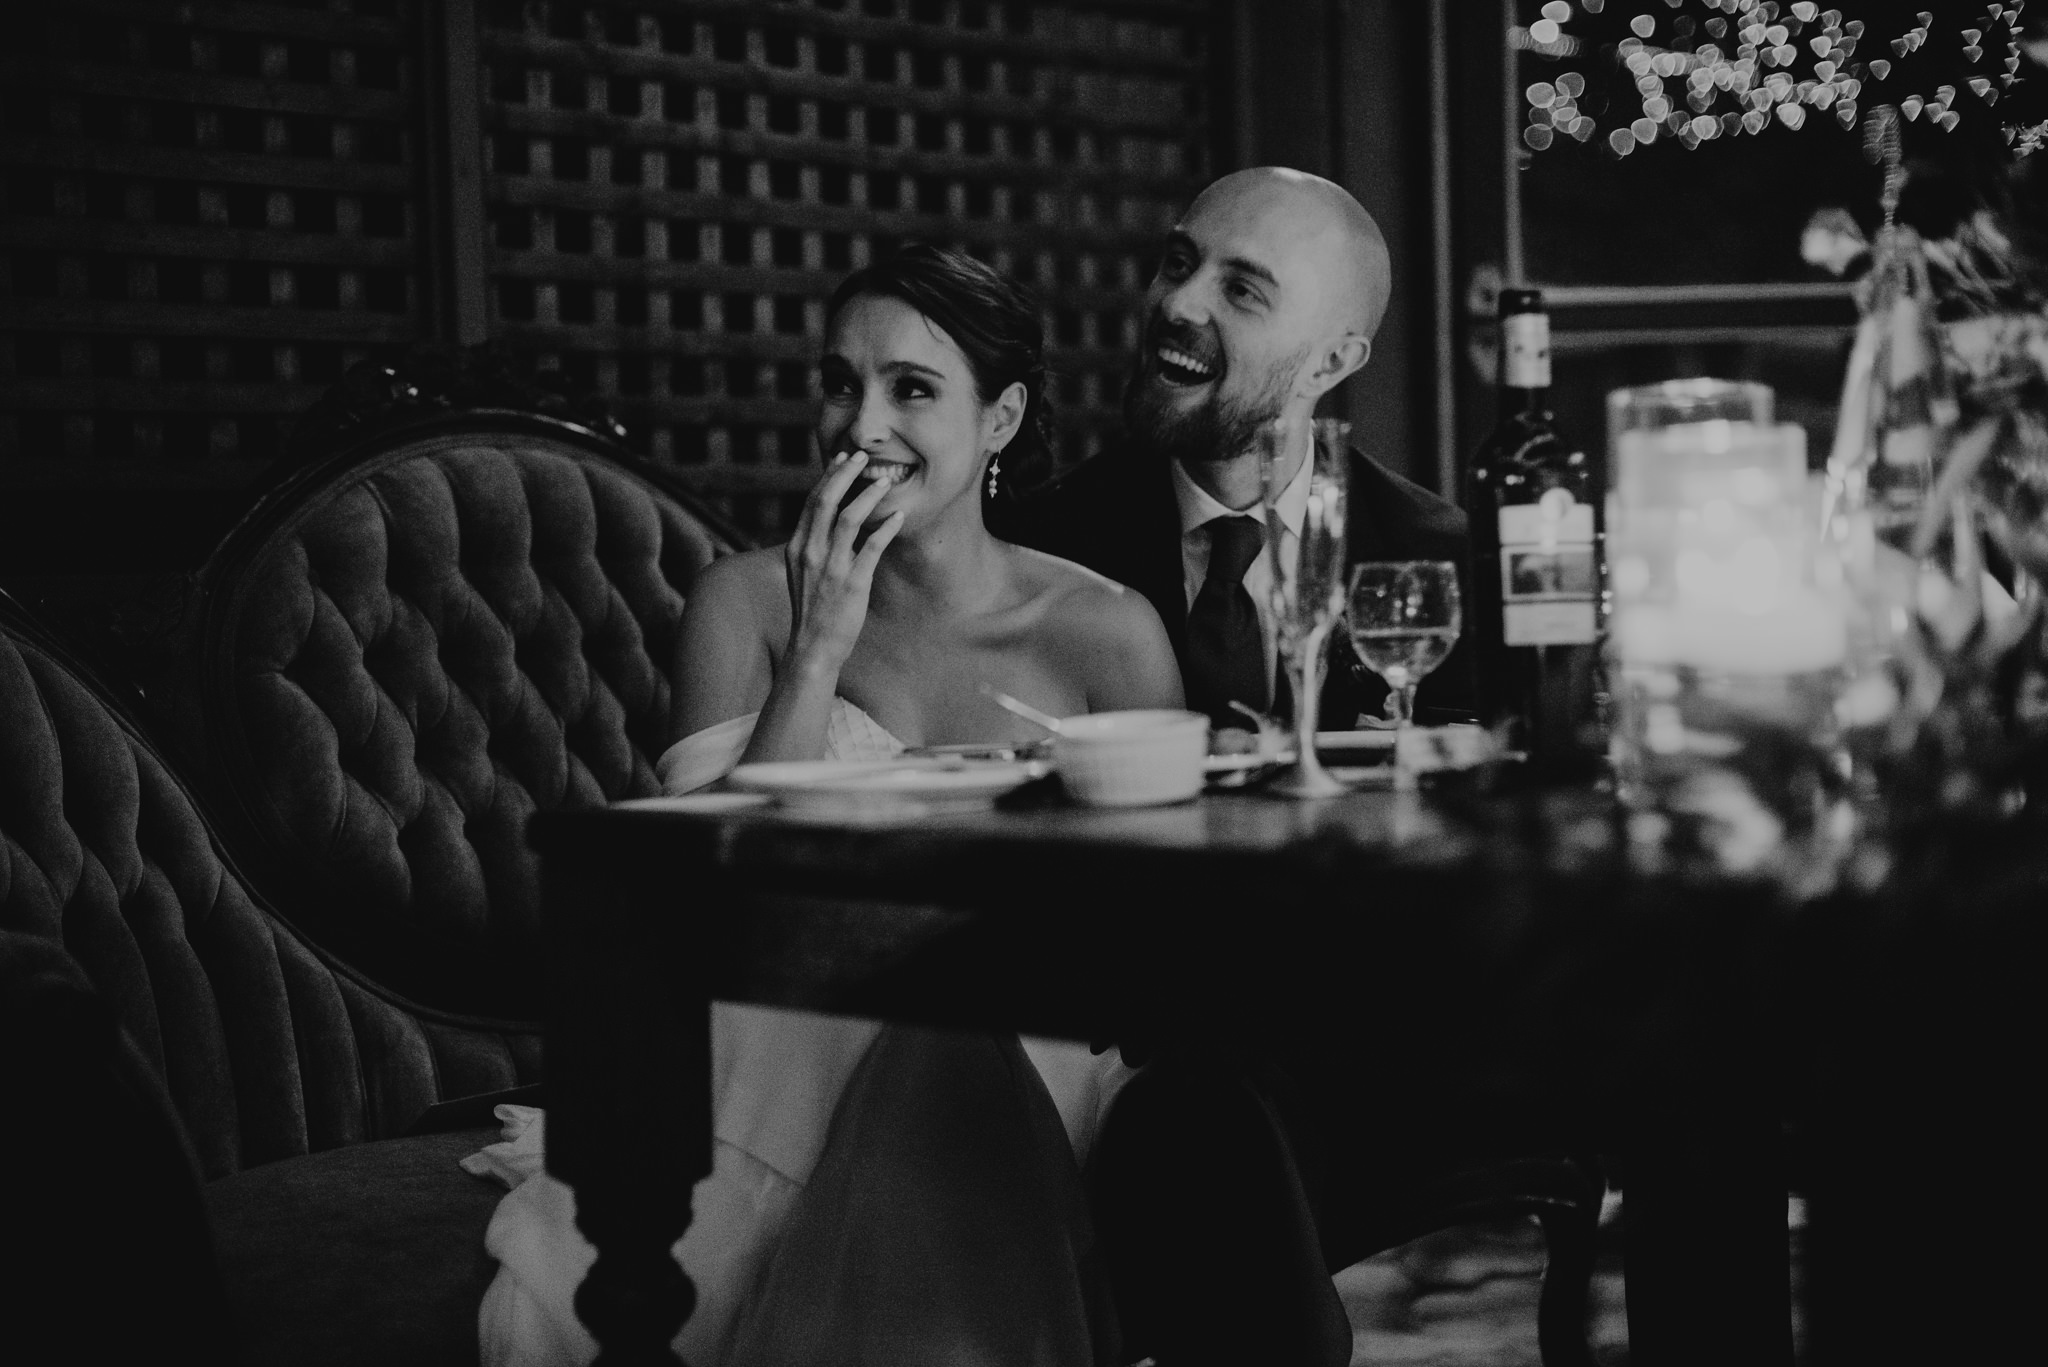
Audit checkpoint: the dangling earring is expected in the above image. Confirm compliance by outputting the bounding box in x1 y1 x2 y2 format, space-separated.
985 452 1001 499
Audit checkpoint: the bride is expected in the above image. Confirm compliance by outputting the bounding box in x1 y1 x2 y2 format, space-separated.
474 243 1182 1367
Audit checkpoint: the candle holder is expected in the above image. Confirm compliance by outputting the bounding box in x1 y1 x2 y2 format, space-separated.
1607 391 1853 861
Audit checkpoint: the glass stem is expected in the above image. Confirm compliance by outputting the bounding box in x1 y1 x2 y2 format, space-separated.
1388 676 1416 727
1293 637 1322 766
1391 676 1418 793
1272 621 1347 797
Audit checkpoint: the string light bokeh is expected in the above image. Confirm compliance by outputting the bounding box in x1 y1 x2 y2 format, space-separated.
1515 1 2035 157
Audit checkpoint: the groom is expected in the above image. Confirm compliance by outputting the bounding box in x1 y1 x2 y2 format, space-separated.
996 168 1483 1367
994 165 1473 732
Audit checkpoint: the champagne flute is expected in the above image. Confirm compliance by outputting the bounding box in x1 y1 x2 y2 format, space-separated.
1260 415 1351 798
1347 561 1462 792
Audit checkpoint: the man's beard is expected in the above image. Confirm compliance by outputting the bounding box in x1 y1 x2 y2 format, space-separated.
1123 348 1304 467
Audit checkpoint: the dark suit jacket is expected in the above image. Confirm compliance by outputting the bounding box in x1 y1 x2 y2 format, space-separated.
992 445 1477 726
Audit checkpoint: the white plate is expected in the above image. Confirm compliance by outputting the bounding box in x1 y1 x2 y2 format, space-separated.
1203 752 1283 777
728 758 1043 815
1315 728 1396 751
613 792 773 814
904 742 1046 762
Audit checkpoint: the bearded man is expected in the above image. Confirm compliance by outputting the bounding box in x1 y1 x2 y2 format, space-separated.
995 169 1505 1367
995 165 1475 731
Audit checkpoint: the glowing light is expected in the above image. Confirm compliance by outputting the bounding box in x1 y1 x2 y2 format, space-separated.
1512 4 2024 155
1725 537 1786 614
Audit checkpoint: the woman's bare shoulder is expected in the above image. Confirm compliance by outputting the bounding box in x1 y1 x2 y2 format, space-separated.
1007 546 1165 642
1004 547 1180 708
1007 544 1134 609
697 545 786 590
671 548 789 736
691 547 789 617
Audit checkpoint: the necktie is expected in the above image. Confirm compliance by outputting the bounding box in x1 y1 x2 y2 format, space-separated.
1182 515 1268 727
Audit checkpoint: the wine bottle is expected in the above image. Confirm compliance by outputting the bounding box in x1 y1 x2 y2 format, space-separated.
1465 288 1605 779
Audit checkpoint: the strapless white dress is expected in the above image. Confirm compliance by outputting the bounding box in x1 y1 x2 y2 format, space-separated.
470 699 1130 1367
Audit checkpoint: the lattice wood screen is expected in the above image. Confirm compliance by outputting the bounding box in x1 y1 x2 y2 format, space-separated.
0 0 422 466
2 0 1218 539
478 0 1216 537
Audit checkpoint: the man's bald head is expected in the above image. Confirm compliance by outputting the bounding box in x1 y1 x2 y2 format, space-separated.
1123 166 1393 487
1184 167 1392 340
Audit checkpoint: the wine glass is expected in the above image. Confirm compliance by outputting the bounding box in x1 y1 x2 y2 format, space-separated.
1347 561 1462 792
1259 415 1351 798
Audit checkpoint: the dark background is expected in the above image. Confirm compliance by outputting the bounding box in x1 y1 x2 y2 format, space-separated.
5 0 2039 641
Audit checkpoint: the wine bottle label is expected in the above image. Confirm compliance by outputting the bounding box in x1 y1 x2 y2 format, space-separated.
1498 490 1596 645
1502 312 1551 389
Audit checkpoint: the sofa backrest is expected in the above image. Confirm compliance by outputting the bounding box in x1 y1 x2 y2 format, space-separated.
0 595 538 1177
191 411 737 1015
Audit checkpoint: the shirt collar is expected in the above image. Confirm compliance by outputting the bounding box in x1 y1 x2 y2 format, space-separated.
1169 437 1314 542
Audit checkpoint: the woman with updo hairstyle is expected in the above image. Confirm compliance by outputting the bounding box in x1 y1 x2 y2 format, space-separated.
822 240 1056 504
475 244 1181 1367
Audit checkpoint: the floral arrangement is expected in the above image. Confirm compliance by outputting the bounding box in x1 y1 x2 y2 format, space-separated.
1801 106 2048 818
1885 238 2048 817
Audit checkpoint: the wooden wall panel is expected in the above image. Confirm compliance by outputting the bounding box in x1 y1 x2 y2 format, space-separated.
474 0 1217 538
0 0 423 471
1 0 1220 542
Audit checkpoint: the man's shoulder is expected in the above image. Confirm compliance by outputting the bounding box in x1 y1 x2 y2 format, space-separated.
993 444 1162 547
1348 447 1466 552
1032 443 1156 504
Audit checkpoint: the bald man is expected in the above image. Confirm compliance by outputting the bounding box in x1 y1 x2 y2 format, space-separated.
994 170 1490 1366
995 166 1475 730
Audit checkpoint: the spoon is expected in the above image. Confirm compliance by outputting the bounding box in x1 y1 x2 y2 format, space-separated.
978 683 1066 737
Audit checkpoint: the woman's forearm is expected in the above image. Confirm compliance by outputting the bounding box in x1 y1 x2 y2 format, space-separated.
739 649 840 763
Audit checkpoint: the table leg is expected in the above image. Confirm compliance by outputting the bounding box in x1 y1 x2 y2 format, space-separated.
545 850 713 1367
1623 1102 1793 1367
1801 891 2040 1367
571 1202 698 1367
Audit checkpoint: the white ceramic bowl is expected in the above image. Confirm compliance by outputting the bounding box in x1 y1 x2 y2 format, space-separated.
1053 709 1210 807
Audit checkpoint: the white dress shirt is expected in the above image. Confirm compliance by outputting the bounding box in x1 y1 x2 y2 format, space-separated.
1169 447 1312 702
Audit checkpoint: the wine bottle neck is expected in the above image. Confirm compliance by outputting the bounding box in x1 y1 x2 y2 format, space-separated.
1500 309 1551 392
1499 385 1550 419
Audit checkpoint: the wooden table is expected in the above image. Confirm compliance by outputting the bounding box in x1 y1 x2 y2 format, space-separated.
531 783 2041 1367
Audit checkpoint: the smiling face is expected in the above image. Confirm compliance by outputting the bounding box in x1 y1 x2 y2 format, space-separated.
1126 169 1387 469
818 292 1023 530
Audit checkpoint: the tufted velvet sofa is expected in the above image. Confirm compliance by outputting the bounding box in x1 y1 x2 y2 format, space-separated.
0 588 535 1364
179 408 740 1018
